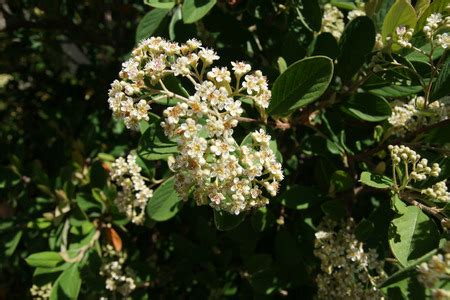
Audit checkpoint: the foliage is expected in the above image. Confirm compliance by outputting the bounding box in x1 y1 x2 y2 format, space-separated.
1 0 449 299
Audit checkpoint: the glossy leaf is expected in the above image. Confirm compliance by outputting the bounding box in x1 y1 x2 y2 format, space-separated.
136 8 170 42
337 16 376 81
268 56 333 116
381 0 416 43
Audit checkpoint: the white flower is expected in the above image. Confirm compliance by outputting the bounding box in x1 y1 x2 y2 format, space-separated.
198 48 219 65
231 61 251 76
207 67 231 83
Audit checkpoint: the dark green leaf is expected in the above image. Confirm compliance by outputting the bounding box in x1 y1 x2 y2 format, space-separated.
268 56 333 116
430 57 450 101
321 199 346 220
312 32 339 59
381 0 417 44
341 93 391 122
337 16 376 81
297 0 322 32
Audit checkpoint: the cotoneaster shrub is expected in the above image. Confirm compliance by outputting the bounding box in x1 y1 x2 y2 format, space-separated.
1 0 450 299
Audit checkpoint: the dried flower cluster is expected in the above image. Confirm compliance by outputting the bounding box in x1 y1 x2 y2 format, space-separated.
100 245 136 297
30 283 52 299
110 154 153 224
314 218 385 300
107 37 283 215
417 242 450 299
388 96 448 137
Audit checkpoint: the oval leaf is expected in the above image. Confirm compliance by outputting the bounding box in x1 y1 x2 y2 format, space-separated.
381 0 417 43
182 0 216 24
268 56 333 116
389 196 439 266
147 177 182 221
136 8 170 43
25 251 63 268
337 16 376 81
341 93 392 122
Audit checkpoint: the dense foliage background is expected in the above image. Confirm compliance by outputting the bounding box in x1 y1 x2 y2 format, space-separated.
0 0 449 299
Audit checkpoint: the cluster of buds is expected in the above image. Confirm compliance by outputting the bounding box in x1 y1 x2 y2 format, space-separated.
108 36 283 215
100 245 136 297
314 218 385 300
110 154 153 225
417 241 450 298
389 145 441 180
392 26 414 48
30 283 52 299
421 181 450 202
388 96 448 137
423 13 450 49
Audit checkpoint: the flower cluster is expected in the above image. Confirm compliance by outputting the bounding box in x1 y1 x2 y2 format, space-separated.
417 241 450 298
100 245 136 297
321 3 366 40
110 154 153 225
388 96 448 137
30 283 52 299
347 1 366 22
321 4 345 40
392 26 414 48
107 37 282 215
314 218 385 300
423 13 450 49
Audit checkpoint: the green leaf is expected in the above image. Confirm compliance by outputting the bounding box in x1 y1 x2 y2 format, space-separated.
330 170 353 193
182 0 216 24
138 116 178 161
213 210 245 231
136 8 170 43
359 171 392 189
341 93 392 122
312 32 339 59
414 0 430 18
268 56 333 116
25 252 63 268
389 196 440 266
277 57 287 74
381 0 417 44
296 0 322 32
144 0 175 9
4 230 22 256
278 185 322 210
147 177 182 221
430 57 450 101
51 263 81 300
337 16 376 81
